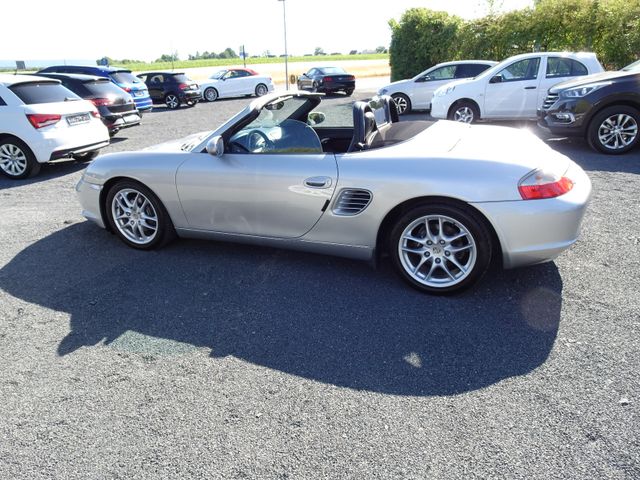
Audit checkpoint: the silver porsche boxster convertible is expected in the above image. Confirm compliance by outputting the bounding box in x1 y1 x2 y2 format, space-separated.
76 92 591 294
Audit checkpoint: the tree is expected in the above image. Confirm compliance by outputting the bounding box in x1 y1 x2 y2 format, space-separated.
375 46 388 54
314 47 325 56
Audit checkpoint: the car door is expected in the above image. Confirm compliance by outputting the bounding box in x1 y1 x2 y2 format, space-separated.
300 69 316 90
412 65 457 109
146 74 164 101
537 56 590 106
176 150 337 238
483 57 541 119
222 70 244 96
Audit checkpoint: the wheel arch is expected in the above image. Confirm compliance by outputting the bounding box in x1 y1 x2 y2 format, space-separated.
448 98 481 119
584 100 640 135
375 195 502 267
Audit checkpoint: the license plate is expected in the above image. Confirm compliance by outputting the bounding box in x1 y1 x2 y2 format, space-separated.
134 91 146 97
66 113 90 126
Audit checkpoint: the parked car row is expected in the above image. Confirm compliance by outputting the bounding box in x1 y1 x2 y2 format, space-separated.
0 64 279 179
381 51 639 154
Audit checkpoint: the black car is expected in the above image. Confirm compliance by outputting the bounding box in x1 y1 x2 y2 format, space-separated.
137 72 201 109
36 73 141 136
538 59 640 154
297 66 355 96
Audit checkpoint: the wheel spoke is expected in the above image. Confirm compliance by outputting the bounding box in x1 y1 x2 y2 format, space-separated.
447 254 468 273
441 261 456 280
402 245 426 254
449 244 473 253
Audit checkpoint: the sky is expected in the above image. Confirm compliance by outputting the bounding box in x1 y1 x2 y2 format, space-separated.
3 0 533 63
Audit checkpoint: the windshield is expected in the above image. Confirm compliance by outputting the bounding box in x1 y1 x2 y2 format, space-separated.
319 67 346 75
210 70 227 79
622 59 640 71
109 71 143 84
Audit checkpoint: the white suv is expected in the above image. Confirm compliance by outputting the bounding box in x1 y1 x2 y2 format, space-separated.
430 52 604 123
0 74 109 179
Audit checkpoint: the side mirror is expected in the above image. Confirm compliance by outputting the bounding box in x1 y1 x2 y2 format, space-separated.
307 112 326 126
206 136 225 157
490 75 503 84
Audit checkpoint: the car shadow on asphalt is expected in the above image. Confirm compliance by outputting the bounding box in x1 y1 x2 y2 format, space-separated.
0 160 86 190
0 222 563 397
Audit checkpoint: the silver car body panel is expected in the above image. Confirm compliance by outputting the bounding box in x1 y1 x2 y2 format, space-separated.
77 92 591 268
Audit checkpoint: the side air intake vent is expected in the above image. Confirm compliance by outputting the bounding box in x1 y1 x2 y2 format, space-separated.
332 189 372 216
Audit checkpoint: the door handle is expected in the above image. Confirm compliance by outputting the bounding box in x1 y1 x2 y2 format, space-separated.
304 176 332 188
524 86 537 90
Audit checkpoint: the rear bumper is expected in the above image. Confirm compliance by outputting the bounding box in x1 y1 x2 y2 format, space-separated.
102 112 141 132
319 81 355 92
472 161 592 269
132 96 153 111
30 120 110 164
50 140 110 161
180 90 201 101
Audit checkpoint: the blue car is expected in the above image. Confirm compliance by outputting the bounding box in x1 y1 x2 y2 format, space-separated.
37 65 153 113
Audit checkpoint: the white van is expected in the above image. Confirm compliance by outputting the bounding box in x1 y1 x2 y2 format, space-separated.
430 52 603 123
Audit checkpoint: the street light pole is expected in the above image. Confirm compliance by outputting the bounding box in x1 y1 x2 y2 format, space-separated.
278 0 289 90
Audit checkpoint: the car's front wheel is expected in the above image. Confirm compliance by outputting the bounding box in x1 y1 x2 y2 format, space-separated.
165 93 181 109
389 203 492 294
0 137 40 179
255 83 268 96
391 93 411 115
587 106 640 154
106 180 176 250
448 101 479 123
204 87 218 102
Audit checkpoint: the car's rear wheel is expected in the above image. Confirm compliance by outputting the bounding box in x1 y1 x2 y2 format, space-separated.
389 203 492 294
165 93 180 109
448 101 479 123
587 106 640 154
0 137 40 179
204 87 218 102
391 93 411 115
255 83 268 96
344 88 354 96
105 180 176 250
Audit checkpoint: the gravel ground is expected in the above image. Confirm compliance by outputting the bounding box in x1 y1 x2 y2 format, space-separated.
0 84 639 479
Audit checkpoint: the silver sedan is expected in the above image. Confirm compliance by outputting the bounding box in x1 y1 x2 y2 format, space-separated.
76 92 591 294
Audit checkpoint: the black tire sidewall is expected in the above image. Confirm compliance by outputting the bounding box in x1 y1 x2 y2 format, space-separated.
587 106 640 155
0 137 40 179
105 180 175 250
255 84 267 96
448 101 479 123
389 203 492 294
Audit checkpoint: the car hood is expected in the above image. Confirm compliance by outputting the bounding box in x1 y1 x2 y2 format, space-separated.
379 79 411 92
142 131 212 153
548 70 637 92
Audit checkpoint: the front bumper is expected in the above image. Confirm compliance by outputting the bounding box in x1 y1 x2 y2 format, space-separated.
429 97 449 119
76 177 106 228
472 160 591 269
537 97 590 137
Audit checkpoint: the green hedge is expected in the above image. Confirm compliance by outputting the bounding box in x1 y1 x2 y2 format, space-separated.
389 0 640 81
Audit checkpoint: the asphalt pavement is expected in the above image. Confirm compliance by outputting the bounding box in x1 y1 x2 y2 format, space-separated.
0 82 639 479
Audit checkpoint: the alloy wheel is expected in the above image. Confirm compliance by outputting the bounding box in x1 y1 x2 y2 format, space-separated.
0 143 28 177
166 94 179 109
111 188 159 245
598 114 638 151
398 214 477 289
453 106 475 123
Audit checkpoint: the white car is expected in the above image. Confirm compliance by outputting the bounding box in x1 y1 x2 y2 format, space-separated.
431 52 604 123
200 68 274 102
378 60 497 114
0 74 109 179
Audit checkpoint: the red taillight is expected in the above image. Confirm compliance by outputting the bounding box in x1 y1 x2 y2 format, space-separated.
90 109 101 118
518 169 574 200
178 83 188 90
123 87 132 93
324 77 333 82
26 113 61 129
91 98 113 107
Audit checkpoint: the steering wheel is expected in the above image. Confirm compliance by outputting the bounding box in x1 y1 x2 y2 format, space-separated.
248 129 274 152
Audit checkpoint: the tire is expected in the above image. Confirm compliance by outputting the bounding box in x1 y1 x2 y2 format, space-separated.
105 180 176 250
311 81 319 93
255 83 268 97
344 88 354 96
165 93 181 109
73 150 100 163
186 100 196 107
204 87 218 102
448 101 479 124
391 93 411 115
0 136 41 179
389 203 492 294
587 105 640 155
